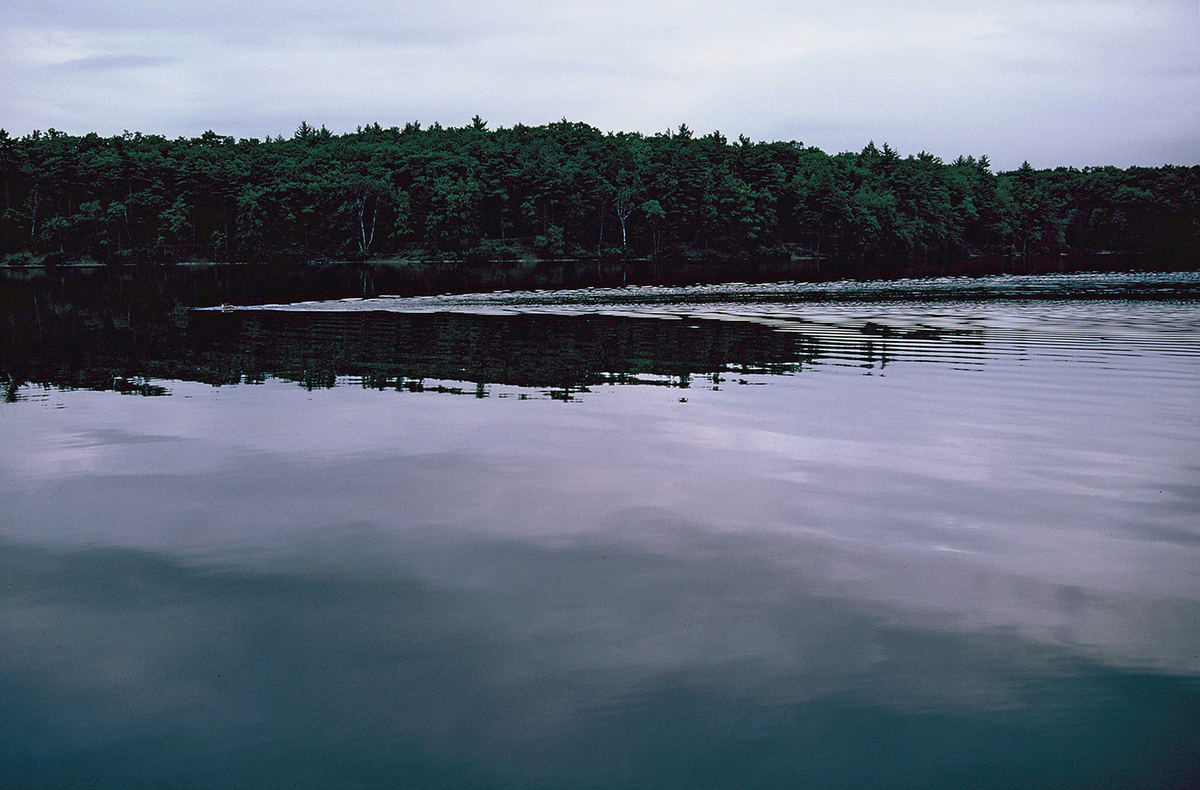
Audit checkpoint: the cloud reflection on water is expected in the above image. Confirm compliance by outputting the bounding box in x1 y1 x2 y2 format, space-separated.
2 527 1196 790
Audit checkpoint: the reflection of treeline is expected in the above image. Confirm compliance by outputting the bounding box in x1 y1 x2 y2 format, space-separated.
2 121 1197 269
197 310 819 391
1 268 818 396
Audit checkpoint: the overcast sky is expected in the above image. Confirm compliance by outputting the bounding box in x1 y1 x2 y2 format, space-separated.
3 0 1197 170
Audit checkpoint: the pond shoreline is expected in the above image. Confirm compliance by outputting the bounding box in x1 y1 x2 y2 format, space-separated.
2 249 1195 303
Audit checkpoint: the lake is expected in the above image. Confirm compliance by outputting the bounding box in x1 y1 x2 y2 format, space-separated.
2 268 1198 789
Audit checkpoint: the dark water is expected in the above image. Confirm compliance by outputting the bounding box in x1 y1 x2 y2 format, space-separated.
2 270 1198 789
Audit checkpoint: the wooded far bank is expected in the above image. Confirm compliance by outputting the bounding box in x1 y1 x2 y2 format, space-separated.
2 119 1197 271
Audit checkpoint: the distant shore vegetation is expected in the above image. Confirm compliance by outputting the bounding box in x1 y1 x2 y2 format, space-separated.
1 119 1197 269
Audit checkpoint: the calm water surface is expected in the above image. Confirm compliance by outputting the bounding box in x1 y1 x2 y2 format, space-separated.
2 273 1198 789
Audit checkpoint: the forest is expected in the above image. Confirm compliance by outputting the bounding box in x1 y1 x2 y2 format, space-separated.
1 118 1197 269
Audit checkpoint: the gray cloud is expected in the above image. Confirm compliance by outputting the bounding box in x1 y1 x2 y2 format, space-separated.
52 54 177 71
2 1 1197 170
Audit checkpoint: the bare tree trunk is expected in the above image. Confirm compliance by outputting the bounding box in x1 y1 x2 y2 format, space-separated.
358 199 366 252
616 206 633 248
28 184 39 244
597 204 605 256
357 196 378 253
125 177 133 247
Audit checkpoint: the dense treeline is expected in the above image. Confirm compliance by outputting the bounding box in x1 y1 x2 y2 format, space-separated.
1 119 1197 267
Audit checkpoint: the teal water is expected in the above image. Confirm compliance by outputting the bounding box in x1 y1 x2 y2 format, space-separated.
1 272 1198 788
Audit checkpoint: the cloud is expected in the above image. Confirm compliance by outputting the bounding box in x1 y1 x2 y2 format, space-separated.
1 0 1198 168
52 53 177 71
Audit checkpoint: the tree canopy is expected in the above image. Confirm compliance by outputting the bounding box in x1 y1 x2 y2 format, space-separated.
1 123 1196 267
